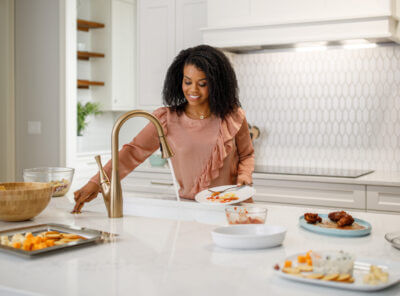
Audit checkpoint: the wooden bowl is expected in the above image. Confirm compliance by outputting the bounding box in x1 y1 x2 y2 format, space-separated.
0 182 52 222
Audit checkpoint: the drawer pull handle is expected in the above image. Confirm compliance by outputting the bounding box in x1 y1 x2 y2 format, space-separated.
150 181 173 186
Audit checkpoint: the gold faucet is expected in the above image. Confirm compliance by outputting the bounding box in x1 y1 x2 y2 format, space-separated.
94 110 174 218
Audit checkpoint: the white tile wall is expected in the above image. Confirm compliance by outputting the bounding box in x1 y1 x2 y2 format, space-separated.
233 44 400 171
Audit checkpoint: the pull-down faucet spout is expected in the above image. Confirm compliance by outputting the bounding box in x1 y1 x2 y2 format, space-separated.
95 110 174 218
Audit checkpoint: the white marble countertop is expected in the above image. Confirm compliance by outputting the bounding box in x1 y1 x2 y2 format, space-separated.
0 193 399 296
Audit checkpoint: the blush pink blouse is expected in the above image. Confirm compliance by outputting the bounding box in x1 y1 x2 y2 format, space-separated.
90 107 255 200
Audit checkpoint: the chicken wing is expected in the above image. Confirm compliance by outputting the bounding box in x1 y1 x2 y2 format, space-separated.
337 214 354 227
328 211 347 222
304 213 322 224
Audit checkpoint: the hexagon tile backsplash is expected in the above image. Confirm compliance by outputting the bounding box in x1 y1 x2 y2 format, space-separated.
232 44 400 171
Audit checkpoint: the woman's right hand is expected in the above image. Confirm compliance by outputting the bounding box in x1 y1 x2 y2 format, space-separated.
71 182 100 214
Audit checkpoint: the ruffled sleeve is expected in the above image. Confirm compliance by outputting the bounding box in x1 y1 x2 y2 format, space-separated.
187 108 248 196
90 107 169 185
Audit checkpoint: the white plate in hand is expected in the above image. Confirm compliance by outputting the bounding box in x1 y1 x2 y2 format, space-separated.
275 253 400 292
195 185 256 205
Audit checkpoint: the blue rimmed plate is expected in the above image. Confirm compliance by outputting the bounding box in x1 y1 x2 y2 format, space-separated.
299 214 371 237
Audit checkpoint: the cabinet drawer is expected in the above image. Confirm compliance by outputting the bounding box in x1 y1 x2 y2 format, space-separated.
367 185 400 212
253 179 365 209
122 171 175 195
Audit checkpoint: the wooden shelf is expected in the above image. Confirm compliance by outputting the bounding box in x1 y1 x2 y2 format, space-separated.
77 19 105 32
77 51 105 60
77 79 105 89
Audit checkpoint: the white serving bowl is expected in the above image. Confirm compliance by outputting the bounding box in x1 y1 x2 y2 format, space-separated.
211 224 287 249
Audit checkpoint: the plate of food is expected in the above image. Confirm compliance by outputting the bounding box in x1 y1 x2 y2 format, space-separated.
0 223 115 258
195 185 256 205
274 250 400 291
299 211 371 237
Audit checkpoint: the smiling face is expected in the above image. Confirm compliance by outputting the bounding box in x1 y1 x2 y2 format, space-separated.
182 64 210 109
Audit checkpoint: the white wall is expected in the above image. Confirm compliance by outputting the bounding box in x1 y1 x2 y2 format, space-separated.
15 0 62 180
0 0 15 182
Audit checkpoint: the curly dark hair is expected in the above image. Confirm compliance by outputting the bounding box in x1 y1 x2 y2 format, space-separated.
162 44 240 119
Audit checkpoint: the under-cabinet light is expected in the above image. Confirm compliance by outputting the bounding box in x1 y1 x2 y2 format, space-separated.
295 45 328 52
342 43 377 50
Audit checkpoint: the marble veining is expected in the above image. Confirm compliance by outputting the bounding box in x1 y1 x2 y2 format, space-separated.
0 195 399 296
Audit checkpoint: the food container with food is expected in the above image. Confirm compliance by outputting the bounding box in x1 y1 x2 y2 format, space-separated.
23 167 74 197
0 182 52 221
0 223 115 258
310 250 355 275
225 205 267 224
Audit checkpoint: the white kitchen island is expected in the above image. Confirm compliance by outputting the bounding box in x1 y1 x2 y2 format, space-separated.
0 193 399 296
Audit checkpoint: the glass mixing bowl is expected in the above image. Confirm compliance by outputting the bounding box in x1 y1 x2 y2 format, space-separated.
23 167 75 197
225 205 268 225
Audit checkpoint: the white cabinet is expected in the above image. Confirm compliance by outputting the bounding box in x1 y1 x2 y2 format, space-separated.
207 0 392 28
137 0 175 110
203 0 400 49
123 169 175 195
367 185 400 212
111 0 136 110
253 178 366 209
175 0 207 51
91 0 136 111
137 0 207 110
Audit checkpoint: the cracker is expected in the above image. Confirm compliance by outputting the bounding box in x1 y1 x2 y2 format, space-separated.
46 234 62 239
344 277 355 283
62 233 84 240
322 273 339 281
305 273 324 279
54 240 66 245
45 231 60 235
62 238 81 243
282 267 300 274
298 265 313 272
336 274 351 281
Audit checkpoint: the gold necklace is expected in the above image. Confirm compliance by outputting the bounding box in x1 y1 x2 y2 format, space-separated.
185 110 210 119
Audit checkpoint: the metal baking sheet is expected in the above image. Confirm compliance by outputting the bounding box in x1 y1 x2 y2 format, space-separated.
0 223 116 258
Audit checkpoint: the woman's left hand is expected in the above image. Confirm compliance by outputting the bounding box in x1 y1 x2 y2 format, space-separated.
237 176 253 203
236 175 252 186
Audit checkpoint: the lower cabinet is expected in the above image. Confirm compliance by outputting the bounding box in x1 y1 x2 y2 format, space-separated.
253 178 366 209
122 170 175 195
367 185 400 212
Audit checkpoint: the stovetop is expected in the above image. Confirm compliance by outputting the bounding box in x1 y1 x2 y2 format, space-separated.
254 165 374 178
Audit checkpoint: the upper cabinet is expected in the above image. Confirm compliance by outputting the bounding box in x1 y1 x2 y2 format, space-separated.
110 0 136 110
86 0 136 111
203 0 400 50
175 0 207 52
137 0 207 110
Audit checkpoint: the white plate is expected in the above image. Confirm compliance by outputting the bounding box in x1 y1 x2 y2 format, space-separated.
195 185 256 205
275 252 400 291
211 224 287 249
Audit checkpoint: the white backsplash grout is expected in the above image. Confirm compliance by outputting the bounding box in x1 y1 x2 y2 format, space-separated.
233 44 400 171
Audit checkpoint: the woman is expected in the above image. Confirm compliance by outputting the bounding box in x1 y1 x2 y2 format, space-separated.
73 45 254 213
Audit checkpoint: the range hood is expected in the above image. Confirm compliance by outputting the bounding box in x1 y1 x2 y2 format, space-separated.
202 0 400 51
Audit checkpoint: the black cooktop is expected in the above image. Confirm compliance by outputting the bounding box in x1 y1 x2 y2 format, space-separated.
254 165 374 178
